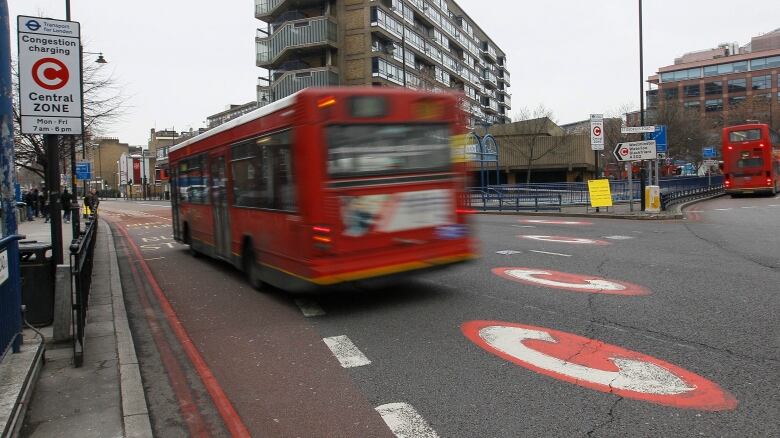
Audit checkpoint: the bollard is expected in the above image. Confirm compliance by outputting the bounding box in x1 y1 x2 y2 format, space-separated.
53 264 72 342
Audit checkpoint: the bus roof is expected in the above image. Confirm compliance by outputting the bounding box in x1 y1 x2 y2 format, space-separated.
169 91 300 155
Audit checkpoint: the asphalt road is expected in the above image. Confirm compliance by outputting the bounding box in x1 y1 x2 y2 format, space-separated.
99 196 780 437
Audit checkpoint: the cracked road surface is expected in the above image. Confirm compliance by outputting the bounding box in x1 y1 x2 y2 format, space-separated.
101 198 778 436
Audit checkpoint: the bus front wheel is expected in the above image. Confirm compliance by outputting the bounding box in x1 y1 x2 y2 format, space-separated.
184 224 199 257
242 243 263 291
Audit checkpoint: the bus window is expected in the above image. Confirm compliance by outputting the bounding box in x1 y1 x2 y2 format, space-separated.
178 154 210 204
326 124 450 177
736 157 763 168
231 130 296 211
729 129 762 142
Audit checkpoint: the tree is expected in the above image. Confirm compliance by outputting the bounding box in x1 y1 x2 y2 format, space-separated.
650 99 709 164
501 105 571 183
12 55 126 181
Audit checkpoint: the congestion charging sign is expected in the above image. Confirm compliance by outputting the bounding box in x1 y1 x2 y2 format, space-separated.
17 16 82 135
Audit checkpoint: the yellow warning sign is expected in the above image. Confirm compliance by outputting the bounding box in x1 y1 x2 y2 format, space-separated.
588 179 613 208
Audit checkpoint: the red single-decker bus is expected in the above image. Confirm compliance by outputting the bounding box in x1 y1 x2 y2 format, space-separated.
721 123 780 195
169 87 476 292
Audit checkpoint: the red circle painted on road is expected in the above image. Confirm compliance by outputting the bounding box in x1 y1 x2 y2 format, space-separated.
462 320 737 411
492 267 650 295
519 235 610 245
32 57 69 90
519 219 593 225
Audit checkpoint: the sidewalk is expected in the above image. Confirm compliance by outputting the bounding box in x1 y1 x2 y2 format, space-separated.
0 215 151 438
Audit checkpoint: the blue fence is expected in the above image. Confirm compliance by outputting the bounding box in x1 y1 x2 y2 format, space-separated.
466 176 723 212
0 234 24 361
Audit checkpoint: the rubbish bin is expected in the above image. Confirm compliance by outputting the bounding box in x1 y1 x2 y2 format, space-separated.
19 242 55 327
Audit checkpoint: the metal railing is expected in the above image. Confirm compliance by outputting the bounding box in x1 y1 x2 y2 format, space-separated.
464 176 724 212
264 67 339 101
660 176 724 210
0 234 24 361
70 214 98 367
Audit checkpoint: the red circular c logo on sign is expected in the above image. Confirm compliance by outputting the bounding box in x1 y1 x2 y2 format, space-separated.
32 58 69 90
593 126 602 136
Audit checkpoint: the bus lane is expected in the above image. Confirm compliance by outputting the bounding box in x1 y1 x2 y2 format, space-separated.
102 204 394 437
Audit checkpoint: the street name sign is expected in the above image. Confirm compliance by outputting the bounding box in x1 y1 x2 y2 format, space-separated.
621 126 656 134
590 114 604 151
17 16 82 135
613 140 657 162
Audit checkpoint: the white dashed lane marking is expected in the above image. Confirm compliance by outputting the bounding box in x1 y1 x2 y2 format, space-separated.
714 208 732 211
376 403 439 438
528 250 572 257
295 299 326 317
323 336 371 368
603 235 635 240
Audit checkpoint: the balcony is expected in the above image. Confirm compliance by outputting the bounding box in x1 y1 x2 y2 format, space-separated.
499 94 511 109
498 70 510 86
255 0 325 21
481 69 498 89
256 16 337 68
481 42 497 63
258 67 339 102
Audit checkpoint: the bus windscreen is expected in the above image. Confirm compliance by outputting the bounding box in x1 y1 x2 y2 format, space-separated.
327 124 451 177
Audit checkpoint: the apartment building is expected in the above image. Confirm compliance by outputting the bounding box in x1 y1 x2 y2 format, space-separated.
648 29 780 127
255 0 511 126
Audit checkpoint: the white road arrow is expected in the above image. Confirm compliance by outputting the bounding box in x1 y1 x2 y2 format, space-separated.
479 325 695 395
504 269 626 291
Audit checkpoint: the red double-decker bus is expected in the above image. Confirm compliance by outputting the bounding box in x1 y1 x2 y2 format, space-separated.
169 87 476 292
722 123 780 196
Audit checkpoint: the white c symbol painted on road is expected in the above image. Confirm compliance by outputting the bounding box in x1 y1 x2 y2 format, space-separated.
503 269 626 291
520 235 610 245
478 325 695 395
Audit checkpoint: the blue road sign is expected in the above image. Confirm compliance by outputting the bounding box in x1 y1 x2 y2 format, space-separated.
702 147 716 158
75 162 92 181
645 125 668 153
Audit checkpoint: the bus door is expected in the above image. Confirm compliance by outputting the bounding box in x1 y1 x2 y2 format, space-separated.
171 165 181 240
210 154 231 259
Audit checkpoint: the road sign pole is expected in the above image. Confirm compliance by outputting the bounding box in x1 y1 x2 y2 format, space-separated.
627 163 634 212
639 164 646 212
45 135 64 265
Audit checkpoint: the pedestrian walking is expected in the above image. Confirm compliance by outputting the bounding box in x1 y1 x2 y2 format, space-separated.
87 189 100 216
39 190 50 223
31 188 40 217
23 190 34 221
60 189 73 224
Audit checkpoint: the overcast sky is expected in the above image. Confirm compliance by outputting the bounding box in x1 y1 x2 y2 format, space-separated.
9 0 779 145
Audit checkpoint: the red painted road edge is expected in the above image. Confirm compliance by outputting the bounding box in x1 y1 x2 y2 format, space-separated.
112 219 252 437
462 320 738 411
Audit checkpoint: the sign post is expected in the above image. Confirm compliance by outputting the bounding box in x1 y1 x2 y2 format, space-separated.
590 114 604 212
17 15 82 264
645 125 667 185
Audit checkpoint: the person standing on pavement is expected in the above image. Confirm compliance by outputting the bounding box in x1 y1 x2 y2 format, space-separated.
61 188 73 224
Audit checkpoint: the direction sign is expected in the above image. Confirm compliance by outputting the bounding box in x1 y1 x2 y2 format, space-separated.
645 125 667 153
17 16 82 135
621 126 655 134
75 161 91 181
589 114 604 151
613 140 657 162
462 321 737 411
702 147 717 158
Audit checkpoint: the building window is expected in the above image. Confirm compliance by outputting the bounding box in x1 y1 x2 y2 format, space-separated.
704 81 722 95
727 78 747 93
684 100 701 111
728 96 746 107
371 57 404 85
751 75 771 90
683 84 700 97
664 87 678 100
705 99 723 112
